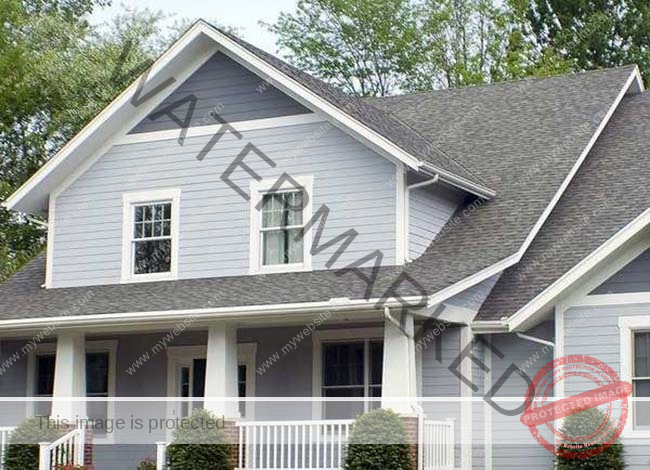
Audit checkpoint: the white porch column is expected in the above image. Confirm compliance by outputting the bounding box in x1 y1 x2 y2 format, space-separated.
204 323 239 419
381 310 417 414
51 331 86 422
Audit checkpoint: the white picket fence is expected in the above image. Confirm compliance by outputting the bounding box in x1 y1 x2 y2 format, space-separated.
0 427 15 470
237 419 354 470
39 427 85 470
420 418 455 470
156 417 455 470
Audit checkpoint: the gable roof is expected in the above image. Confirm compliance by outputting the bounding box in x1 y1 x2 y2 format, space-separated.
368 65 641 306
477 92 650 329
0 65 643 327
2 20 493 217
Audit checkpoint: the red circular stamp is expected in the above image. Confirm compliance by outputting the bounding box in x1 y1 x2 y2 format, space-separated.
519 354 632 458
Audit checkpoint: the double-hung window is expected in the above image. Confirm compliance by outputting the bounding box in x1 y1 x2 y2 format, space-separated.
251 177 312 273
122 189 180 282
321 340 383 419
633 332 650 428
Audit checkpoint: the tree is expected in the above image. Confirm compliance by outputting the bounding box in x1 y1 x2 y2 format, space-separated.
527 0 650 82
0 2 169 281
264 0 422 97
266 0 569 96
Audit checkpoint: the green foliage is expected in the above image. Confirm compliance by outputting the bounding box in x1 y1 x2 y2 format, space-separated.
4 417 65 470
527 0 650 86
136 458 157 470
266 0 568 96
555 407 625 470
166 409 232 470
345 409 413 470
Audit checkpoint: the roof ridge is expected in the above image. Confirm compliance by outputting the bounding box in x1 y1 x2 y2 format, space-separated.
367 64 639 102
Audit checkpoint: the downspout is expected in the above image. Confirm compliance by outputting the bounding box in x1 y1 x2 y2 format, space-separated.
384 306 413 338
404 174 440 262
515 332 555 349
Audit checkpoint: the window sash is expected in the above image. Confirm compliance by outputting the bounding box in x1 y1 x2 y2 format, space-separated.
260 191 306 267
130 201 173 275
321 340 383 416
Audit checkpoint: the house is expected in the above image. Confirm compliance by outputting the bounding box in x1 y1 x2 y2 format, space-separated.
1 18 650 470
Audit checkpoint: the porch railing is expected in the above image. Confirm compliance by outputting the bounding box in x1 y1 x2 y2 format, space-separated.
237 419 354 470
0 427 16 470
420 418 454 470
39 427 85 470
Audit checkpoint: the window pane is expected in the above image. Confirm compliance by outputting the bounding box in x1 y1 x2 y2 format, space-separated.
635 333 650 377
323 387 364 419
262 229 303 266
134 223 143 239
86 352 109 395
635 380 650 426
144 205 153 222
144 222 153 238
370 341 383 385
238 365 247 417
163 221 171 237
323 343 364 386
134 239 172 274
164 204 171 219
153 221 163 237
36 355 56 396
135 206 144 222
369 386 382 410
262 195 282 228
192 359 206 412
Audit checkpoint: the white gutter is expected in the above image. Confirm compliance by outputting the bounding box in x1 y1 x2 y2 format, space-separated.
26 216 48 229
383 306 414 339
0 297 406 331
407 174 439 191
515 332 555 349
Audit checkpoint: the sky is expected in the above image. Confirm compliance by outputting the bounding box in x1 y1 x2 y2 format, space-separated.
89 0 300 55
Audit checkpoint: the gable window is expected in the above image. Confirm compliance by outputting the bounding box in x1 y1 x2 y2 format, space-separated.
250 177 312 273
634 332 650 428
122 189 180 282
321 340 383 419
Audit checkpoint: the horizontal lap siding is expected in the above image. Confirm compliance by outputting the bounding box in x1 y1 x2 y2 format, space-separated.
129 52 310 134
564 302 650 468
489 321 554 470
52 122 398 287
0 341 28 426
591 249 650 294
408 184 463 259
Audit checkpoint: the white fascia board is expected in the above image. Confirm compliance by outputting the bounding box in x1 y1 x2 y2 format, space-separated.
0 297 407 332
508 207 650 332
4 21 216 215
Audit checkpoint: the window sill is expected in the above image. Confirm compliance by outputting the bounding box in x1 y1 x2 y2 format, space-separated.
121 272 178 284
621 429 650 439
251 263 312 275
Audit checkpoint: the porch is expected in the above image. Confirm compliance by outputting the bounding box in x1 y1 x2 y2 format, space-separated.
0 309 463 469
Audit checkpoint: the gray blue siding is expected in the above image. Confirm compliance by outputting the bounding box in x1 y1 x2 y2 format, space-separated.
591 249 650 294
130 52 310 134
52 121 398 287
564 302 650 468
408 183 463 259
488 321 554 470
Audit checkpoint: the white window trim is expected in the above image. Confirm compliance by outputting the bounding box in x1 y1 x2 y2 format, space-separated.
165 343 257 427
249 176 313 274
311 328 383 419
121 189 181 283
26 340 118 444
620 316 650 438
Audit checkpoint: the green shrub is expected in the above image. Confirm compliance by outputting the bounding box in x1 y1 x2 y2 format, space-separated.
166 408 231 470
555 407 624 470
345 409 412 470
4 417 65 470
136 457 157 470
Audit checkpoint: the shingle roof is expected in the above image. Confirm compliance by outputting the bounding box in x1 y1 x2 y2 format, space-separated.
0 30 640 322
368 65 637 293
477 92 650 320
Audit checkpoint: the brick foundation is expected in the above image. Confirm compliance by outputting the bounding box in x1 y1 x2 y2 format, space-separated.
83 426 93 467
400 416 419 470
224 420 239 469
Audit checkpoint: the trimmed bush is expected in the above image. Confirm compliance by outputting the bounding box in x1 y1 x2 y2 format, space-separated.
345 409 412 470
555 407 624 470
166 408 231 470
136 457 157 470
4 417 65 470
